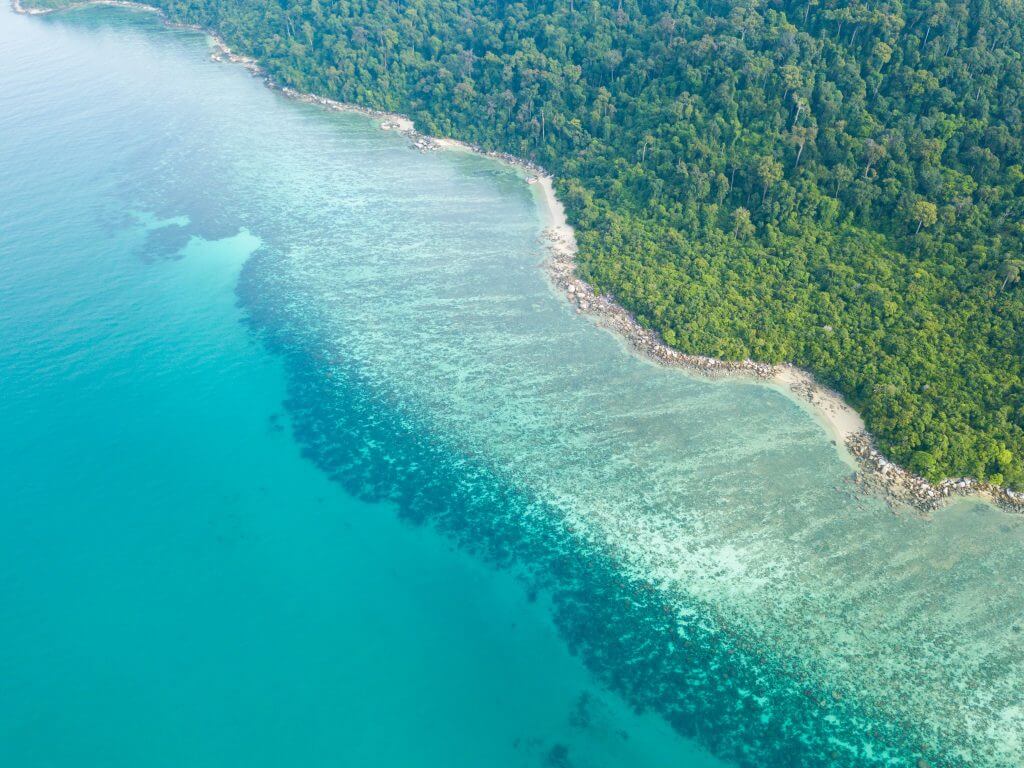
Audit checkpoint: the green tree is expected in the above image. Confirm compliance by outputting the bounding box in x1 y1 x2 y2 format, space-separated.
757 156 783 203
999 259 1023 291
732 207 755 239
911 200 938 234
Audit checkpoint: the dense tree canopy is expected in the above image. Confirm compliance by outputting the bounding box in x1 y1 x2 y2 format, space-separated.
57 0 1024 487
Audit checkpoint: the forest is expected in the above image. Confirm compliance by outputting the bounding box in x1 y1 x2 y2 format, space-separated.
48 0 1024 488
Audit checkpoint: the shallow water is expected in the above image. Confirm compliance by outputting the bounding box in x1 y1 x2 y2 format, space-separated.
2 6 1023 768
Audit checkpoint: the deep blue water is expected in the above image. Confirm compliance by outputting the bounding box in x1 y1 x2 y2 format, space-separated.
3 5 1024 768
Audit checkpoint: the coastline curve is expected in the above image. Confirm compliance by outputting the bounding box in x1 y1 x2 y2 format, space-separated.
12 0 1023 518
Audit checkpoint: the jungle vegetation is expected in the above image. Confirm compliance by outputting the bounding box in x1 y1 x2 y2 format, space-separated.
51 0 1024 487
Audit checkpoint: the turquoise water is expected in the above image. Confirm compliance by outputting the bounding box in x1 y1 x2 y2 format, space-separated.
0 9 719 767
3 6 1024 768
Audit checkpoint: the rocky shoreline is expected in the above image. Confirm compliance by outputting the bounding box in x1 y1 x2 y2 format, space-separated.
543 239 1024 516
13 0 1024 517
10 0 153 15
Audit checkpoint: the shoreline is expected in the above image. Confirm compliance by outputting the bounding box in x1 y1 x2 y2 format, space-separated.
13 0 1024 516
540 211 1024 515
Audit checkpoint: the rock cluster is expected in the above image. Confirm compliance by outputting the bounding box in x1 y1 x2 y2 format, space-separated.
848 432 1024 515
209 44 262 76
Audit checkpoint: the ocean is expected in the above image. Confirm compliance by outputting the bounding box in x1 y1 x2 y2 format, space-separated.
2 5 1023 767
